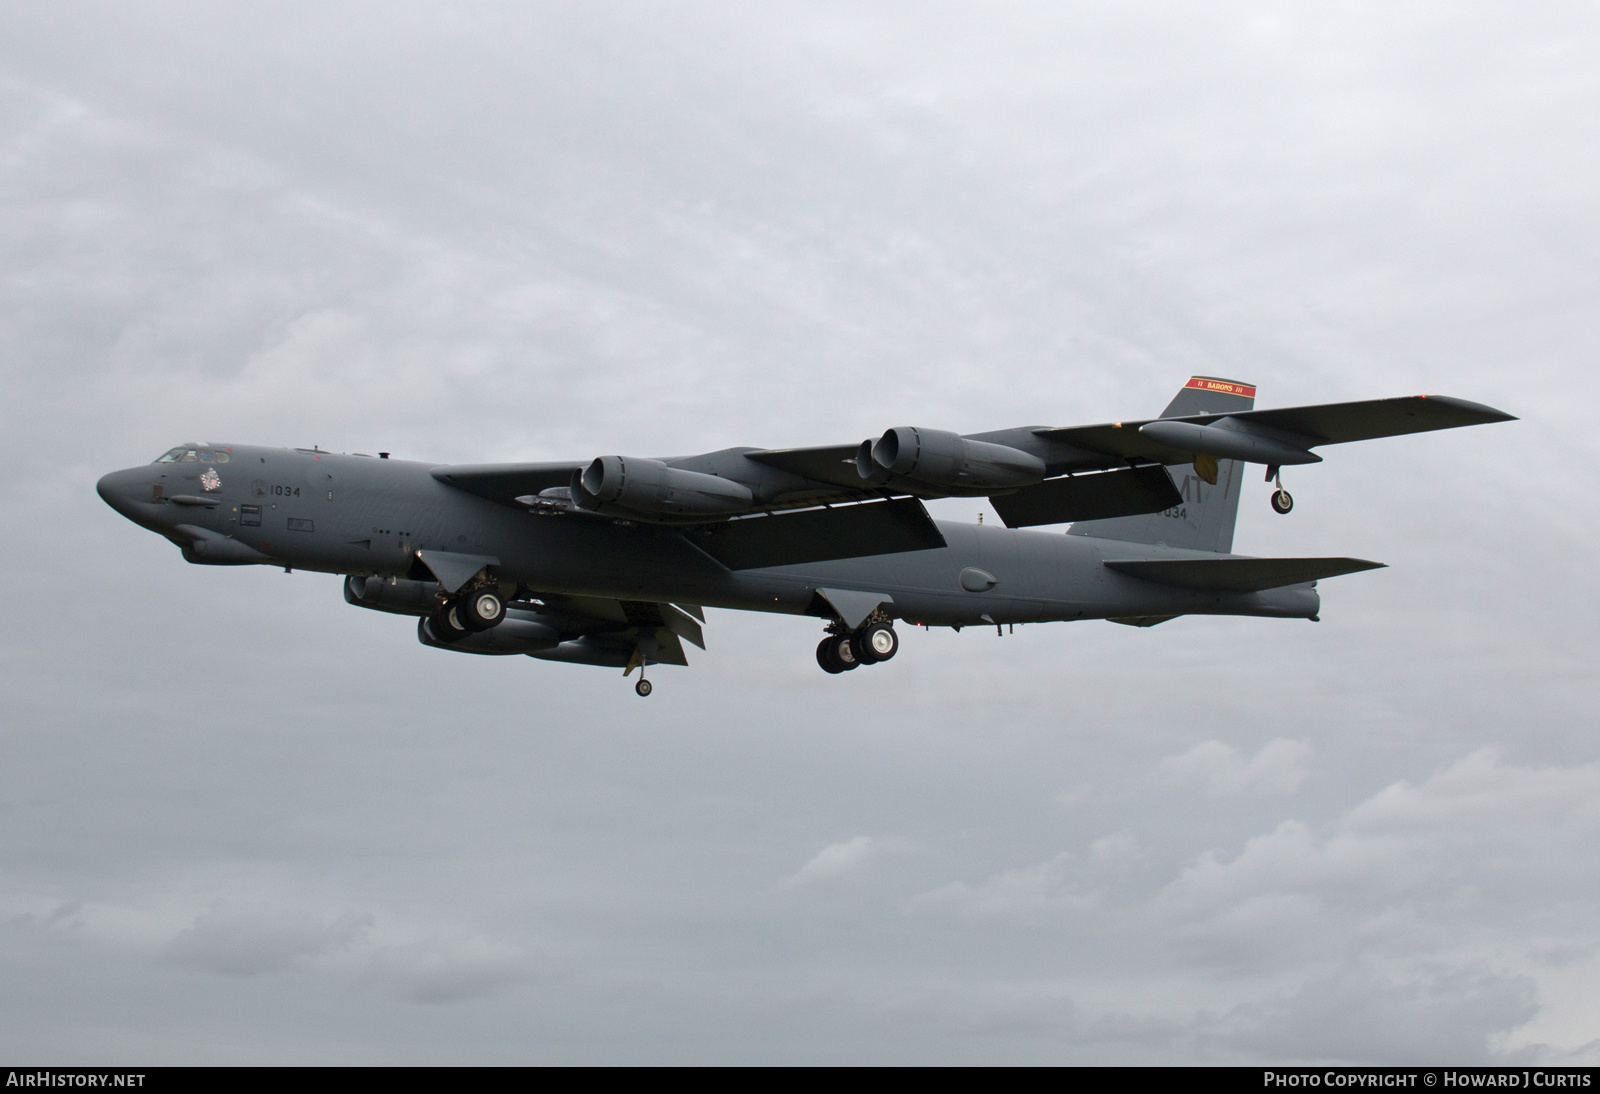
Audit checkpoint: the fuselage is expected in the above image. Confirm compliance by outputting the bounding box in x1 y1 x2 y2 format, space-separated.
96 443 1319 627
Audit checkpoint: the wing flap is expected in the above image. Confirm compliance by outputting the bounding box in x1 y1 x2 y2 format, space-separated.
683 497 945 570
1104 556 1385 592
990 465 1181 528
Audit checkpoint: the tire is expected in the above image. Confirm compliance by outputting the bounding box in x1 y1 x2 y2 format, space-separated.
431 602 469 643
817 637 846 674
457 588 506 631
855 623 898 663
833 634 861 671
635 678 653 697
1271 489 1294 515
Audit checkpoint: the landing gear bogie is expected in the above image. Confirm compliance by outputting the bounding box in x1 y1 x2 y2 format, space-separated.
817 623 896 673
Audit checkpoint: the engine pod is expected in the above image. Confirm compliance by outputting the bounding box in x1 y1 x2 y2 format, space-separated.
572 456 754 518
869 428 1045 490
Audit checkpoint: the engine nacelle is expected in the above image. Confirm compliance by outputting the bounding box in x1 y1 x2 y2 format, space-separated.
857 427 1046 490
570 456 754 518
528 637 635 667
344 575 443 616
417 609 561 654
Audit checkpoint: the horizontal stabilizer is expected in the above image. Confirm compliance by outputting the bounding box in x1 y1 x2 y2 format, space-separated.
990 466 1181 528
683 497 945 570
1104 556 1385 592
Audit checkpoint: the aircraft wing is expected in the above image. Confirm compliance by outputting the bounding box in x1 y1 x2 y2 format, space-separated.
426 394 1511 539
682 498 946 570
430 462 586 506
1034 395 1516 467
741 444 869 491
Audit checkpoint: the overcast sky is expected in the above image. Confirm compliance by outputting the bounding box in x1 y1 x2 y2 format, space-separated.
3 1 1598 1064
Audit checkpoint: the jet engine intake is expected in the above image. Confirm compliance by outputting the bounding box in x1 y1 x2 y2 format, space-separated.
571 456 754 517
859 428 1045 490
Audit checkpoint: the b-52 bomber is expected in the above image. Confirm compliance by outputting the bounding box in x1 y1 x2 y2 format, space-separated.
98 377 1513 696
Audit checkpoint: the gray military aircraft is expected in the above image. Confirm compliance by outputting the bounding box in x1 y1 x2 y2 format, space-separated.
97 377 1513 696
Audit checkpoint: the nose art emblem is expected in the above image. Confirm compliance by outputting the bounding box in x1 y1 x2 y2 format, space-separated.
200 468 222 492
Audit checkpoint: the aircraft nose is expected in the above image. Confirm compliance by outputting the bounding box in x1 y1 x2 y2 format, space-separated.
96 467 147 517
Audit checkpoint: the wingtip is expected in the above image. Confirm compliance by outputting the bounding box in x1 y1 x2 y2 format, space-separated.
1419 395 1519 422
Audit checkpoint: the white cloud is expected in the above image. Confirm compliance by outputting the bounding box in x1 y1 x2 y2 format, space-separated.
1158 739 1312 797
908 854 1095 922
777 836 904 891
1164 749 1600 923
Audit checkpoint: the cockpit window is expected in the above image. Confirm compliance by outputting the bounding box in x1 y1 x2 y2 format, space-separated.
154 447 231 464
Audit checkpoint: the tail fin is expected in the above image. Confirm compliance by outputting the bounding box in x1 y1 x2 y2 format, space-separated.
1068 376 1255 553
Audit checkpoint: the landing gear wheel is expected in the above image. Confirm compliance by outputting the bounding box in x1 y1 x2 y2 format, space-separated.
817 637 847 674
832 634 861 671
430 603 470 643
635 678 653 697
1271 489 1294 515
458 588 506 630
855 623 899 664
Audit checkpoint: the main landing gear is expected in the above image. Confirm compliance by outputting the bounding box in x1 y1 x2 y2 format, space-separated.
428 587 507 644
1267 465 1294 515
817 619 900 674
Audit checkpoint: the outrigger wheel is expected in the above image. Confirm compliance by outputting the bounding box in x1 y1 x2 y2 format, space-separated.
1268 469 1294 515
635 678 653 697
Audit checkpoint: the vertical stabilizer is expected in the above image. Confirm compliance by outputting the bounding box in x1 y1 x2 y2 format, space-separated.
1068 376 1255 553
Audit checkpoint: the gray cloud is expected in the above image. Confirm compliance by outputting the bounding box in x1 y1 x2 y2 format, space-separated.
3 0 1598 1064
360 938 541 1005
159 904 372 976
